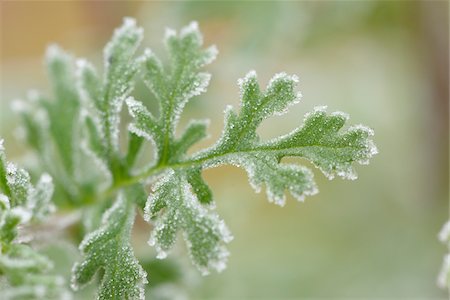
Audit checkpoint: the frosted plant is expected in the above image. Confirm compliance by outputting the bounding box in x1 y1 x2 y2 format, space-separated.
1 18 377 299
0 140 69 299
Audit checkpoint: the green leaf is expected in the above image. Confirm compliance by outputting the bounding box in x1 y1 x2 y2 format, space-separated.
214 71 301 152
187 71 377 205
71 193 147 300
0 142 32 208
0 140 67 299
0 140 12 198
44 45 81 177
130 22 216 165
8 18 377 299
173 120 209 160
267 106 377 180
77 18 143 170
125 131 144 168
124 22 377 278
144 171 232 275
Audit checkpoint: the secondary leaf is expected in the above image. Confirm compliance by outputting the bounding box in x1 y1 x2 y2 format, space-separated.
77 18 143 178
144 171 232 275
44 45 81 177
71 192 147 300
128 21 216 165
0 140 67 299
188 71 377 205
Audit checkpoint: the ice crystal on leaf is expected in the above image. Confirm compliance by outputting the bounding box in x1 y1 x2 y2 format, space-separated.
0 141 67 299
144 171 232 275
71 192 147 300
4 17 377 299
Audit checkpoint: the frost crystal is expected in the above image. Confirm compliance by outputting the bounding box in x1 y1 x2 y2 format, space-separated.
145 172 232 274
0 139 67 299
72 193 147 300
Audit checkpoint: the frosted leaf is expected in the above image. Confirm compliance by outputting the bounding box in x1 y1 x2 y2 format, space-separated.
268 107 377 180
126 97 161 142
124 130 145 168
134 21 216 165
28 173 55 220
0 194 10 210
75 17 143 169
76 58 101 108
16 94 51 159
144 172 232 274
10 207 32 224
0 244 70 299
227 153 317 206
44 44 81 176
171 120 209 164
213 71 301 153
0 143 55 224
72 193 147 300
5 162 31 207
187 72 376 206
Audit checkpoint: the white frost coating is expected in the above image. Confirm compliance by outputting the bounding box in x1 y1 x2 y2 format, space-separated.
180 21 200 39
70 263 83 291
145 172 233 275
104 17 143 71
143 48 153 58
164 27 177 44
40 173 52 184
350 124 375 136
0 194 10 209
75 58 99 105
312 105 328 113
218 220 233 243
0 255 50 269
123 17 136 27
438 254 450 289
75 58 87 70
29 172 55 218
45 44 64 61
330 110 350 121
267 72 299 87
11 207 32 224
109 18 142 46
181 72 211 102
0 139 4 151
237 70 257 100
128 124 153 144
204 45 219 65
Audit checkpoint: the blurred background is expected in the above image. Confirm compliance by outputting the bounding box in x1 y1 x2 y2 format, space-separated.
1 1 448 299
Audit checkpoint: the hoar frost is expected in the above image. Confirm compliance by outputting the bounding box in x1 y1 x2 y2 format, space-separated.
3 16 377 300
